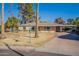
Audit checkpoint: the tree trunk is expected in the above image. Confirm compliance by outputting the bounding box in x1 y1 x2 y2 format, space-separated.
35 3 39 38
9 3 13 16
13 27 16 32
0 3 6 39
1 3 5 34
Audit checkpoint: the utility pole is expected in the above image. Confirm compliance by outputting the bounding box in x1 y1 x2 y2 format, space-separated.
35 3 39 38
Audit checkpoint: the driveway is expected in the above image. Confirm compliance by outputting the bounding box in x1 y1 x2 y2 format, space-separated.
36 32 79 56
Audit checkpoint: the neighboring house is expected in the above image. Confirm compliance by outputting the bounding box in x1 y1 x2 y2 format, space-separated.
18 22 76 32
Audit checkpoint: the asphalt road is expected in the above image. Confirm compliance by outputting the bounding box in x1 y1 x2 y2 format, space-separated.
0 35 66 56
0 46 66 56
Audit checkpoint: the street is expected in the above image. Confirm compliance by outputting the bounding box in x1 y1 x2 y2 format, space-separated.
0 45 65 56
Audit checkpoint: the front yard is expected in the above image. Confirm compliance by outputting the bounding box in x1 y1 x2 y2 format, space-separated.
0 31 56 47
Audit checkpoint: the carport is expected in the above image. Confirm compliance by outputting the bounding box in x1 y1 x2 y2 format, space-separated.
55 25 76 32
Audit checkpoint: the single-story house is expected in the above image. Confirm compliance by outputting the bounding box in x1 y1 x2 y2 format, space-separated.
18 22 76 32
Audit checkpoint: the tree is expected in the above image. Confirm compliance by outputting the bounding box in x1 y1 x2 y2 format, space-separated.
5 16 20 32
55 17 65 24
72 18 79 26
75 17 79 21
0 25 1 33
0 3 6 39
35 3 39 38
18 3 34 24
67 18 74 25
9 3 13 16
1 3 5 34
72 17 79 35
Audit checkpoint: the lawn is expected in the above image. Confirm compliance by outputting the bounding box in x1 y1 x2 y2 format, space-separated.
0 31 56 47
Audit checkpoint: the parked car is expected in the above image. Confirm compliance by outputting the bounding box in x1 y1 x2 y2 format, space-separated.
75 27 79 35
71 29 76 33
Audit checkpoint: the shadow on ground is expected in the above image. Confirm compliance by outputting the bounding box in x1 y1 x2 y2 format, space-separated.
4 43 24 56
58 33 79 41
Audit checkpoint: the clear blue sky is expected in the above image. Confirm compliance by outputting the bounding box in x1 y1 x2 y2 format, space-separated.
0 3 79 23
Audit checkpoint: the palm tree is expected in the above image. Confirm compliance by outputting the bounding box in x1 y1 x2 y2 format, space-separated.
35 3 39 38
1 3 5 34
9 3 13 16
0 3 6 39
5 16 19 32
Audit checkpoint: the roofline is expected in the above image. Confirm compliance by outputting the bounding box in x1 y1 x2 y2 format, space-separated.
19 24 76 27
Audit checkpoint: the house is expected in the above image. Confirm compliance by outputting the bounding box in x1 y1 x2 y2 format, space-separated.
18 21 76 32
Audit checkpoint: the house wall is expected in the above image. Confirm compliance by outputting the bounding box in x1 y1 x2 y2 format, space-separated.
18 27 23 31
56 26 63 32
51 26 56 31
39 26 45 31
18 26 59 32
38 26 56 32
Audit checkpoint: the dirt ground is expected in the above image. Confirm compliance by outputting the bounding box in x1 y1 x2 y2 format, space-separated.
0 31 56 47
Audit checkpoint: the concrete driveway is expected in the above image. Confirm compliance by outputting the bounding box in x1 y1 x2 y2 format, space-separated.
36 32 79 56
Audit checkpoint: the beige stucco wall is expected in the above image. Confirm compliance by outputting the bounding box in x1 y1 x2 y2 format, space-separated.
18 27 23 31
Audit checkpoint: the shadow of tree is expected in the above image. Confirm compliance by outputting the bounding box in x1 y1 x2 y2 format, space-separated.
4 43 24 56
58 33 79 41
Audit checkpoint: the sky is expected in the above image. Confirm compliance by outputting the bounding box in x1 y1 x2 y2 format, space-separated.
0 3 79 24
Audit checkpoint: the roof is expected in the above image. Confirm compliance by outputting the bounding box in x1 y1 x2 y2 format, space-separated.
18 22 76 27
38 23 63 26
